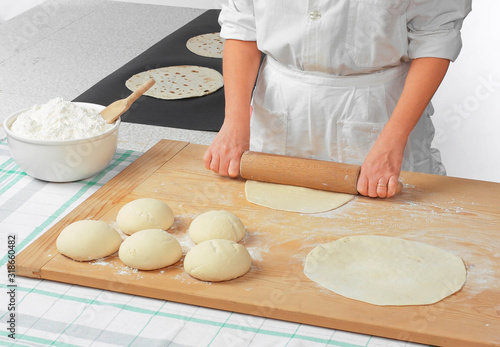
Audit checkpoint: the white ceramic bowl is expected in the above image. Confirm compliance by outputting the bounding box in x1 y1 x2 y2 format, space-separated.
3 102 120 182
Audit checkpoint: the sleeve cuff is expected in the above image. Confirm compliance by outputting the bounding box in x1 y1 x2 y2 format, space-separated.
408 29 463 62
218 3 257 41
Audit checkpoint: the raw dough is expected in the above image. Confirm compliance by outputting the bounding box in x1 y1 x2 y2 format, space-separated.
56 220 122 261
118 229 182 270
116 198 174 235
125 66 223 100
189 210 245 244
245 180 354 213
184 239 252 282
304 235 467 306
186 32 224 58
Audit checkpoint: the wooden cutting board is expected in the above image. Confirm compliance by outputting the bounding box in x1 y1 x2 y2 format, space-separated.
17 140 500 347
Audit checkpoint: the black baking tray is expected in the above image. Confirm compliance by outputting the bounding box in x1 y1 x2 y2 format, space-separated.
73 10 224 132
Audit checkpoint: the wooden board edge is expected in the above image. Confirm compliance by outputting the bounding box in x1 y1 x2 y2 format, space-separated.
38 267 491 347
16 139 189 278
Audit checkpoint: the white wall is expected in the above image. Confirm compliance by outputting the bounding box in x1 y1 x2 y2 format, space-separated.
432 0 500 183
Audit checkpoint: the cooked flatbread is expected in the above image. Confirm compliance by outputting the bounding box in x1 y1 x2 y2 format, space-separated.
186 32 224 58
125 66 223 100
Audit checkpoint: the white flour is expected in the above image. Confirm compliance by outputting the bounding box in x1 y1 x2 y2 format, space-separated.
11 98 113 140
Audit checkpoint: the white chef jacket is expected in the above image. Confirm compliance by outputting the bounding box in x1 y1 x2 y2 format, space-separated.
219 0 472 174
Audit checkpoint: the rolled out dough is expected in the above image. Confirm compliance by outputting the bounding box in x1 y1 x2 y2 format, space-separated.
245 180 354 213
304 235 467 306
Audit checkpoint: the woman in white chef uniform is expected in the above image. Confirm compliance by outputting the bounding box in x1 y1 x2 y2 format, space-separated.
204 0 472 198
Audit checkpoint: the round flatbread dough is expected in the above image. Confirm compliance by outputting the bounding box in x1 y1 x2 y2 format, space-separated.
186 32 224 58
188 210 245 244
125 66 223 100
56 220 122 261
304 235 467 306
119 229 182 270
245 180 354 213
184 239 251 282
116 198 174 235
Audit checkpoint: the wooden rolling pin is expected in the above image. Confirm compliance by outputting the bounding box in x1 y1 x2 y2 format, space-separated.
240 151 402 195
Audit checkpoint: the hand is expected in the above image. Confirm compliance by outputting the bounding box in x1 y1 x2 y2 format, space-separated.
357 58 450 198
203 119 250 177
356 134 406 198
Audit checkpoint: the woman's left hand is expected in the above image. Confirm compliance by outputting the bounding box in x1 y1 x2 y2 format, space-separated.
356 58 451 198
356 134 406 198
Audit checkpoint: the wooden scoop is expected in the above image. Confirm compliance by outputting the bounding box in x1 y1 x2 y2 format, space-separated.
240 151 403 196
100 78 156 124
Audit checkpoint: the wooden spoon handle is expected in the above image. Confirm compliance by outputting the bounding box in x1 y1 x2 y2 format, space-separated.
127 78 155 105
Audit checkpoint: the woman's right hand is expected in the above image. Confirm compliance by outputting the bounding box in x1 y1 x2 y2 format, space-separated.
203 118 250 177
204 39 261 177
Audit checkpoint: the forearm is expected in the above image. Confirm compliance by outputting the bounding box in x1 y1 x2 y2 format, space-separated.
222 39 262 125
203 39 261 177
381 57 450 145
358 57 451 197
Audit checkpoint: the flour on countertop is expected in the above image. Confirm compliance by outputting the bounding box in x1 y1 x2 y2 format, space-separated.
11 97 113 140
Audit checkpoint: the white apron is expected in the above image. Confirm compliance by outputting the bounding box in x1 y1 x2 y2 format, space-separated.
250 56 446 175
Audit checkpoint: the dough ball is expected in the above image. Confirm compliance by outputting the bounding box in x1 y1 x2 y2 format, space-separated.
188 210 245 244
119 229 182 270
116 198 174 235
56 220 122 261
184 239 252 282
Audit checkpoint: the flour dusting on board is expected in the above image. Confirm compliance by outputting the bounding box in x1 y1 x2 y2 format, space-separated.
244 230 272 263
90 257 144 279
154 180 235 207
